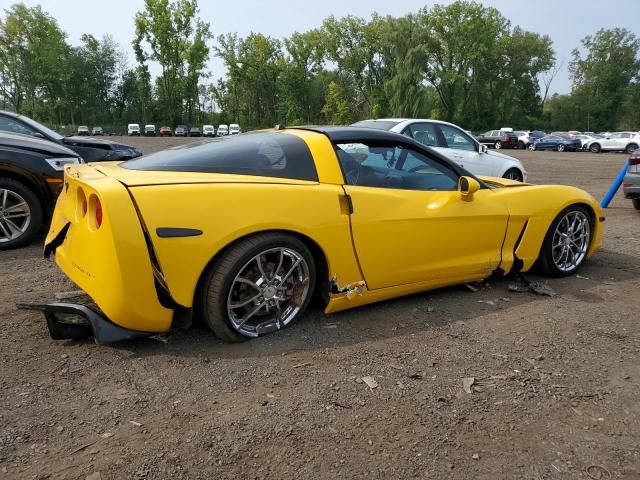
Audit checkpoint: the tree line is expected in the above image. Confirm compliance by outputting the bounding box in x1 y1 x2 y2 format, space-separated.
0 0 638 133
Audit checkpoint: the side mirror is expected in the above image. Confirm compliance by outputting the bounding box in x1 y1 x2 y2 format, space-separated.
479 144 488 154
458 176 481 199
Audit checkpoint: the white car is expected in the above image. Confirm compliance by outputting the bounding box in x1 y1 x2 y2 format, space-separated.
574 134 602 149
586 131 640 154
127 123 141 136
352 118 527 182
203 125 215 137
217 124 229 136
229 123 241 135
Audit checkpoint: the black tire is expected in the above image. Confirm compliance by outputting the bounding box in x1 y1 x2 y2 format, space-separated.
200 232 316 342
557 144 565 152
503 168 523 182
518 141 525 150
633 198 640 210
626 143 638 154
590 143 601 153
537 205 593 278
0 177 43 250
494 141 502 150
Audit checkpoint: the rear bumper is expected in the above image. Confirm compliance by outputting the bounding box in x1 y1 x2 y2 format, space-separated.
19 302 153 344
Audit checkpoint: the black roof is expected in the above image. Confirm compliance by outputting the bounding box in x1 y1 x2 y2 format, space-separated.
0 131 77 156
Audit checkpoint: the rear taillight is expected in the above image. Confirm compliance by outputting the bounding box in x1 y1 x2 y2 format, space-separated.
95 199 103 228
629 155 640 166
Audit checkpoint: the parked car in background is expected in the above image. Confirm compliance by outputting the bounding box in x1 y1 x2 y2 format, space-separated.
229 123 241 135
623 148 640 210
0 132 82 249
514 130 545 149
175 125 188 137
0 111 142 162
352 118 526 181
144 125 156 137
203 125 215 137
77 126 90 136
128 124 141 136
217 124 229 136
189 127 201 137
574 134 602 149
585 132 640 154
159 126 172 137
92 126 103 136
475 130 519 149
41 126 603 343
528 135 582 152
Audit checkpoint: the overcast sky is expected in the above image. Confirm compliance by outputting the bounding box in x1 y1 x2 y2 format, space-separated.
3 0 639 94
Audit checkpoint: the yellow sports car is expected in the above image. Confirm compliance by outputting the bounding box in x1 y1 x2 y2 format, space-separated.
40 127 604 343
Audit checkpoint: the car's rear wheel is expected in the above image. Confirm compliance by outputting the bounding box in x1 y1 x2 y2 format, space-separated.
494 141 502 150
528 143 536 151
0 178 43 250
590 143 601 153
626 143 638 154
518 141 525 149
538 206 592 277
633 198 640 210
201 233 316 342
503 168 523 182
557 144 565 152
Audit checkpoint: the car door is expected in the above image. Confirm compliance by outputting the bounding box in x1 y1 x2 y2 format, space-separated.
336 141 509 290
435 123 496 176
601 133 620 150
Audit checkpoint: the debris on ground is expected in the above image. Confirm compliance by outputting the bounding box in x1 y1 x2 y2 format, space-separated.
465 283 479 292
293 361 312 368
361 376 379 389
462 377 475 394
509 280 556 297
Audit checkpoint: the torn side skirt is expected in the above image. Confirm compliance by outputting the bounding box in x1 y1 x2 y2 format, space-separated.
329 276 366 300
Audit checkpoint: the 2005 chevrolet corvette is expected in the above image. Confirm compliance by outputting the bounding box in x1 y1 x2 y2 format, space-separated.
40 127 604 343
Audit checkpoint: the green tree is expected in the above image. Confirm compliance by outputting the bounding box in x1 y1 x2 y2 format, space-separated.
133 0 211 124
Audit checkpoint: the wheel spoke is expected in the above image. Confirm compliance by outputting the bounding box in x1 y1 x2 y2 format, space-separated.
3 218 23 238
235 277 261 291
279 258 301 285
3 201 27 214
1 189 7 210
229 292 262 310
0 220 11 239
272 249 284 280
237 301 266 328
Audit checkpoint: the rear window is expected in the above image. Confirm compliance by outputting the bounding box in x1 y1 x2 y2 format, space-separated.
352 120 401 131
122 132 318 181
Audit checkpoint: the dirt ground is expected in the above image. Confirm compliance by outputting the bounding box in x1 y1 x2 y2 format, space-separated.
1 137 639 480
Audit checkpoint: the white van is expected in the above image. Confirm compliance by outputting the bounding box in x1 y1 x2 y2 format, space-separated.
217 124 229 136
128 123 141 136
229 123 241 135
203 125 215 137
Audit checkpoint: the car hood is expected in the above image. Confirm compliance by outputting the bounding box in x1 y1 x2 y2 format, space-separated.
484 150 519 162
479 176 531 187
0 132 79 157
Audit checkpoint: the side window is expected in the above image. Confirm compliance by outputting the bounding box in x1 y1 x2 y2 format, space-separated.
0 116 36 136
336 142 458 191
437 124 476 151
406 123 439 147
609 133 621 139
620 133 631 139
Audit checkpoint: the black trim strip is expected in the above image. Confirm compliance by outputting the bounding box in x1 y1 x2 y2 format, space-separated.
156 228 203 238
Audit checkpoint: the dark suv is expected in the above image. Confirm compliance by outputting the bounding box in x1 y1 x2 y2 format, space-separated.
0 132 82 249
475 130 519 149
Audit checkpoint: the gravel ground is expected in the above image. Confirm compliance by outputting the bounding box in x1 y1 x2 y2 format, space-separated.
1 138 639 480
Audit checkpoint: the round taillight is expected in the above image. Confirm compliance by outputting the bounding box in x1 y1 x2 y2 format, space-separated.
95 199 102 228
76 188 87 221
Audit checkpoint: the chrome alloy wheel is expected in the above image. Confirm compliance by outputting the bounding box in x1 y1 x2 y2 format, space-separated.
551 210 591 273
0 188 31 243
226 247 311 337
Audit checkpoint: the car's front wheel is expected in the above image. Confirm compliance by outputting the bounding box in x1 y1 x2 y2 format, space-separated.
0 178 43 250
626 143 638 154
590 143 601 153
557 144 565 152
201 233 316 342
538 205 592 277
503 168 523 182
494 141 502 150
528 143 536 151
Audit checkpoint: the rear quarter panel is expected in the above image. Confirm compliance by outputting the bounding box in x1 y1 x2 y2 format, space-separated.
130 182 362 307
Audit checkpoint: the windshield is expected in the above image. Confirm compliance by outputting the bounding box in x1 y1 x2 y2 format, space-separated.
18 114 64 140
352 120 401 131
